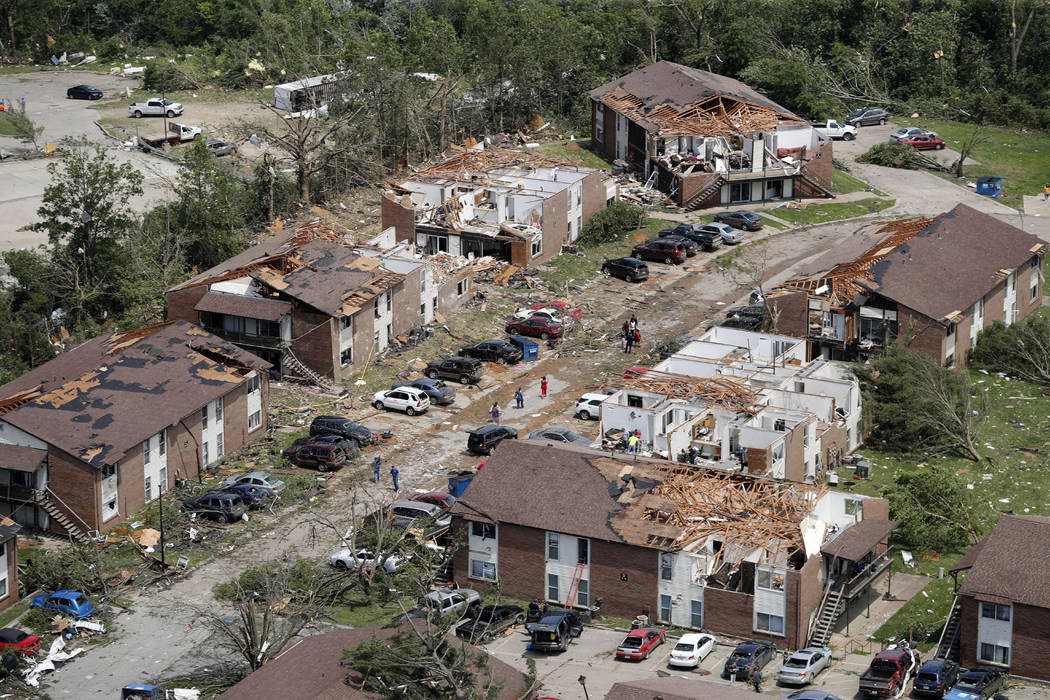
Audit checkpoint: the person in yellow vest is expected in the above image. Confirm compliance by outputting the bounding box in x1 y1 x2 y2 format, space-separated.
627 432 640 454
1043 183 1050 202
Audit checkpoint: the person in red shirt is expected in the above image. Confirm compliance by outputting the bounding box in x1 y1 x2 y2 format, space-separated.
540 376 548 397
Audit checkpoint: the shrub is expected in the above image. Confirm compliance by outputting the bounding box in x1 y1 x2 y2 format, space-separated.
577 202 643 247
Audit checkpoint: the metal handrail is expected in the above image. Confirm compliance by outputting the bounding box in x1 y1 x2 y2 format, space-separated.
38 487 94 536
842 548 894 597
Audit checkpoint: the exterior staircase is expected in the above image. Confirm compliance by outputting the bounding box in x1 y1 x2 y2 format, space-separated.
799 171 836 198
279 343 334 392
33 491 90 543
935 595 963 661
683 175 726 211
808 586 846 647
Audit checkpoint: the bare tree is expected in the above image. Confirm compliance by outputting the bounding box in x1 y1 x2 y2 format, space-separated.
951 123 988 178
3 101 43 148
1009 0 1049 77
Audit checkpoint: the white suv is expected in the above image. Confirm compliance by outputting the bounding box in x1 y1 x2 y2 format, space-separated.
699 222 743 245
373 386 431 415
574 393 608 420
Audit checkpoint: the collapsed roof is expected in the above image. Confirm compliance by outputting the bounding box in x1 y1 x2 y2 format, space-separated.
621 369 762 415
589 61 805 138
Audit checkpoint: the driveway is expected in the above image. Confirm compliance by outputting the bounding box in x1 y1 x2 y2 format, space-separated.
0 70 180 250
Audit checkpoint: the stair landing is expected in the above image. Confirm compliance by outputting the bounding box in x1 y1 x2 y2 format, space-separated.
824 572 930 653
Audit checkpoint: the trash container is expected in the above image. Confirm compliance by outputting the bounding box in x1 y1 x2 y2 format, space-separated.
854 460 871 479
508 335 539 360
448 473 475 498
976 176 1003 197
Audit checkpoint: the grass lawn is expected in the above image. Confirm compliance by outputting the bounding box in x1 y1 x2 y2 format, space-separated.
895 117 1050 209
872 576 956 650
0 112 23 137
758 215 787 230
776 197 894 226
536 140 614 170
832 168 876 195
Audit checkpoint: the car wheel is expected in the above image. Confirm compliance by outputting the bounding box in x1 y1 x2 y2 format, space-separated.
515 613 526 625
540 332 549 340
333 559 348 569
879 118 887 125
601 265 610 275
936 143 944 150
645 648 651 659
578 409 591 420
844 132 855 141
317 462 330 472
664 256 673 264
425 369 438 379
406 406 416 416
166 110 176 117
133 110 142 118
373 400 385 410
459 374 471 385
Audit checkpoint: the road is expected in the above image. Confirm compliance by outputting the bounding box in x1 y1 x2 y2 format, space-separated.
0 70 180 251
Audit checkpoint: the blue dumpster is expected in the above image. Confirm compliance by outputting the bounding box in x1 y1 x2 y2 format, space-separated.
448 473 475 498
976 176 1002 197
508 335 539 360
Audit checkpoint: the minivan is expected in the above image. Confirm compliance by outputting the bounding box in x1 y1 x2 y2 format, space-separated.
528 609 583 652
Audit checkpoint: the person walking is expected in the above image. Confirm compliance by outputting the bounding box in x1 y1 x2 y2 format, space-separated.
624 329 634 353
627 432 640 454
372 456 381 483
728 670 737 687
751 668 762 693
490 402 502 425
514 387 524 409
629 315 638 331
1044 183 1050 202
390 466 400 492
540 376 548 398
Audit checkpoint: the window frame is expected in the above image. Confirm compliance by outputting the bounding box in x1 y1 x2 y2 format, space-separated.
546 532 560 561
756 612 785 634
547 573 559 601
980 602 1011 621
470 559 497 581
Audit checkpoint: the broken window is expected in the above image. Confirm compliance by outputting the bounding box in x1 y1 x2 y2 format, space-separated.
144 476 152 502
385 291 392 313
660 553 674 581
247 373 261 394
426 235 448 255
248 411 262 430
471 560 496 580
340 348 353 365
374 298 381 319
159 429 166 456
531 237 542 257
577 538 589 565
471 521 496 540
202 405 208 431
215 398 223 421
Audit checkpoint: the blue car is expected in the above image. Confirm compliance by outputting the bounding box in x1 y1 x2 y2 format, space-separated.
914 658 960 697
30 591 94 618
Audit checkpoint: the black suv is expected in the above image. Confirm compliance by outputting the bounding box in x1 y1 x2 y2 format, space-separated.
309 416 377 448
528 609 583 652
714 211 764 231
459 340 523 365
722 640 776 678
181 491 248 523
658 224 722 251
601 257 649 282
426 356 483 384
844 106 889 126
467 424 518 455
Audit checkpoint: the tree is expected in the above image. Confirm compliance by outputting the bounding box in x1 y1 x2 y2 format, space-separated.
853 347 986 461
171 139 249 269
2 100 43 147
970 315 1050 386
577 201 643 247
886 463 987 550
951 123 988 178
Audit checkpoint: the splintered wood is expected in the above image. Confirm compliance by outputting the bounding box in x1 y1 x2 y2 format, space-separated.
624 370 761 414
408 147 574 182
645 470 825 569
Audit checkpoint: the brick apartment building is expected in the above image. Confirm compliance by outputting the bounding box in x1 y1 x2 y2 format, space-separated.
768 204 1045 365
588 61 833 210
450 441 894 649
0 321 270 539
0 517 20 611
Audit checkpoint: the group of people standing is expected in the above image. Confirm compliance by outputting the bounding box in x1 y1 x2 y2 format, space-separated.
621 315 641 353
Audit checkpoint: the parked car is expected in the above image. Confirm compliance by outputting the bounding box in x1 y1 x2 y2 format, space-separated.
714 210 765 231
725 303 766 319
615 628 666 661
722 640 777 678
181 491 248 522
813 119 858 141
66 84 103 100
528 609 583 652
858 647 921 697
403 588 481 621
513 307 564 325
30 591 95 619
528 427 590 446
456 605 525 643
632 238 687 264
601 257 649 282
410 492 457 511
309 416 377 448
778 647 830 686
913 658 960 697
425 356 484 384
329 548 406 572
373 386 431 415
844 107 889 126
574 393 608 420
890 126 938 142
505 316 564 340
467 424 518 455
0 628 41 656
214 483 269 509
393 377 456 405
786 693 846 700
281 442 347 471
459 340 523 365
205 138 237 156
943 667 1007 700
223 471 286 496
128 97 183 118
658 224 722 251
698 221 743 244
667 632 716 668
390 500 452 530
900 134 946 150
662 235 699 256
721 315 762 330
286 434 361 460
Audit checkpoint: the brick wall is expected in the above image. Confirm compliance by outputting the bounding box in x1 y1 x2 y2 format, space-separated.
861 497 890 522
789 554 824 648
819 422 847 469
783 421 805 483
290 318 337 381
539 192 569 264
0 535 18 611
958 595 980 669
166 285 209 323
769 291 809 340
1008 601 1050 680
797 141 833 196
167 412 203 484
897 304 947 363
46 448 100 535
704 586 755 640
680 172 722 208
581 171 608 222
437 270 473 315
381 193 417 244
116 447 146 521
589 538 658 620
392 271 423 337
599 102 617 160
490 522 546 603
1017 255 1044 323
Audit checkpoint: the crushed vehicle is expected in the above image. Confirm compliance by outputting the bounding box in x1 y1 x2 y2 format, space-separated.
859 646 921 697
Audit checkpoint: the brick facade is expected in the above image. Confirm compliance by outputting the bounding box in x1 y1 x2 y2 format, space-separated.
797 141 834 195
290 317 337 380
381 193 417 244
539 192 569 263
166 285 209 325
959 597 1050 680
589 538 658 620
769 290 809 341
46 448 99 534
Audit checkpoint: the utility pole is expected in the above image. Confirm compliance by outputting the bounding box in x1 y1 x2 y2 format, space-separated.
158 488 167 567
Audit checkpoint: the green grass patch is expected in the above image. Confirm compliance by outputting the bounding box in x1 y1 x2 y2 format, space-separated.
0 112 23 137
894 117 1050 209
832 168 875 195
0 601 29 628
871 576 954 651
758 215 787 230
775 198 894 225
535 140 614 170
329 598 399 627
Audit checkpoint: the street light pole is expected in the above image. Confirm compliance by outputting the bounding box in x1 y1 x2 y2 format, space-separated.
158 488 166 567
578 675 589 700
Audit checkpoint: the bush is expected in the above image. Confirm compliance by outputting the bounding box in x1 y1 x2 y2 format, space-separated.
856 142 933 170
577 202 643 247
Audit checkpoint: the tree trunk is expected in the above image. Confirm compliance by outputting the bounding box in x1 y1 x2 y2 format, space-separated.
298 166 310 205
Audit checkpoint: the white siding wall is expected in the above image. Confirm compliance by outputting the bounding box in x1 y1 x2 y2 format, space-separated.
754 568 787 635
0 421 47 449
977 605 1012 665
467 522 498 582
657 551 707 628
200 398 225 467
142 429 168 503
545 531 590 607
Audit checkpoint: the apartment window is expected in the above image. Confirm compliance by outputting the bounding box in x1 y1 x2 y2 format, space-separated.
258 320 280 337
143 438 151 465
248 410 262 431
420 303 426 316
471 521 496 539
457 279 468 297
387 323 392 341
471 560 496 581
757 568 785 591
690 600 703 628
547 573 559 601
385 291 392 313
247 373 261 394
576 215 582 232
341 348 353 365
144 476 152 502
201 405 209 431
426 234 448 254
215 398 223 421
845 498 860 516
659 594 672 624
158 467 167 494
374 298 381 319
216 433 225 459
1032 267 1040 301
202 442 210 465
730 182 751 202
340 316 353 331
576 579 589 607
660 553 674 581
756 612 784 634
421 274 426 292
158 430 166 456
102 464 116 480
980 643 1010 665
547 533 560 561
577 538 589 565
981 603 1011 621
531 238 542 257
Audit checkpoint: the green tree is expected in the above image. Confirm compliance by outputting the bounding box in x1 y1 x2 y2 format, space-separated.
2 100 43 147
970 314 1050 386
172 138 248 269
578 201 643 247
886 463 987 550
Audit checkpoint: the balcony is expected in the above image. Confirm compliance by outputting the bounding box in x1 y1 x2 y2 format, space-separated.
199 326 285 349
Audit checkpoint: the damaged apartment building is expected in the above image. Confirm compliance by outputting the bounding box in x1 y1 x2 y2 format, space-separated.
451 440 896 650
589 61 833 210
599 326 861 484
767 204 1045 365
382 147 615 266
0 322 269 540
166 219 473 387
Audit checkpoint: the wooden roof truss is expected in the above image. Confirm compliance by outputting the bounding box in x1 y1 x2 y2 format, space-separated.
623 369 762 415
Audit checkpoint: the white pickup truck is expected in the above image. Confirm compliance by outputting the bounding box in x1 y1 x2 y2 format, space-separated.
137 122 202 151
813 119 858 141
128 98 184 118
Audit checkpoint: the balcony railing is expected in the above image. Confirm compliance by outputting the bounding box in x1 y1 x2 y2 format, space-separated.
840 548 895 599
199 326 286 349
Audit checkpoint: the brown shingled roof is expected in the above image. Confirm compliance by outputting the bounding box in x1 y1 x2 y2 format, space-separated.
194 291 292 321
821 518 898 561
0 321 269 468
958 514 1050 609
0 443 47 473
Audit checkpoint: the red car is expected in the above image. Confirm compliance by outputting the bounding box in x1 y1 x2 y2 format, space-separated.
505 317 563 340
900 134 945 150
615 627 665 660
632 238 687 264
0 627 41 656
410 492 457 511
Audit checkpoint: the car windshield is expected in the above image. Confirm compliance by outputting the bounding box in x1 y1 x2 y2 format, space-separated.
785 657 809 668
674 642 695 652
620 636 643 648
559 430 580 441
263 476 280 486
730 651 751 660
